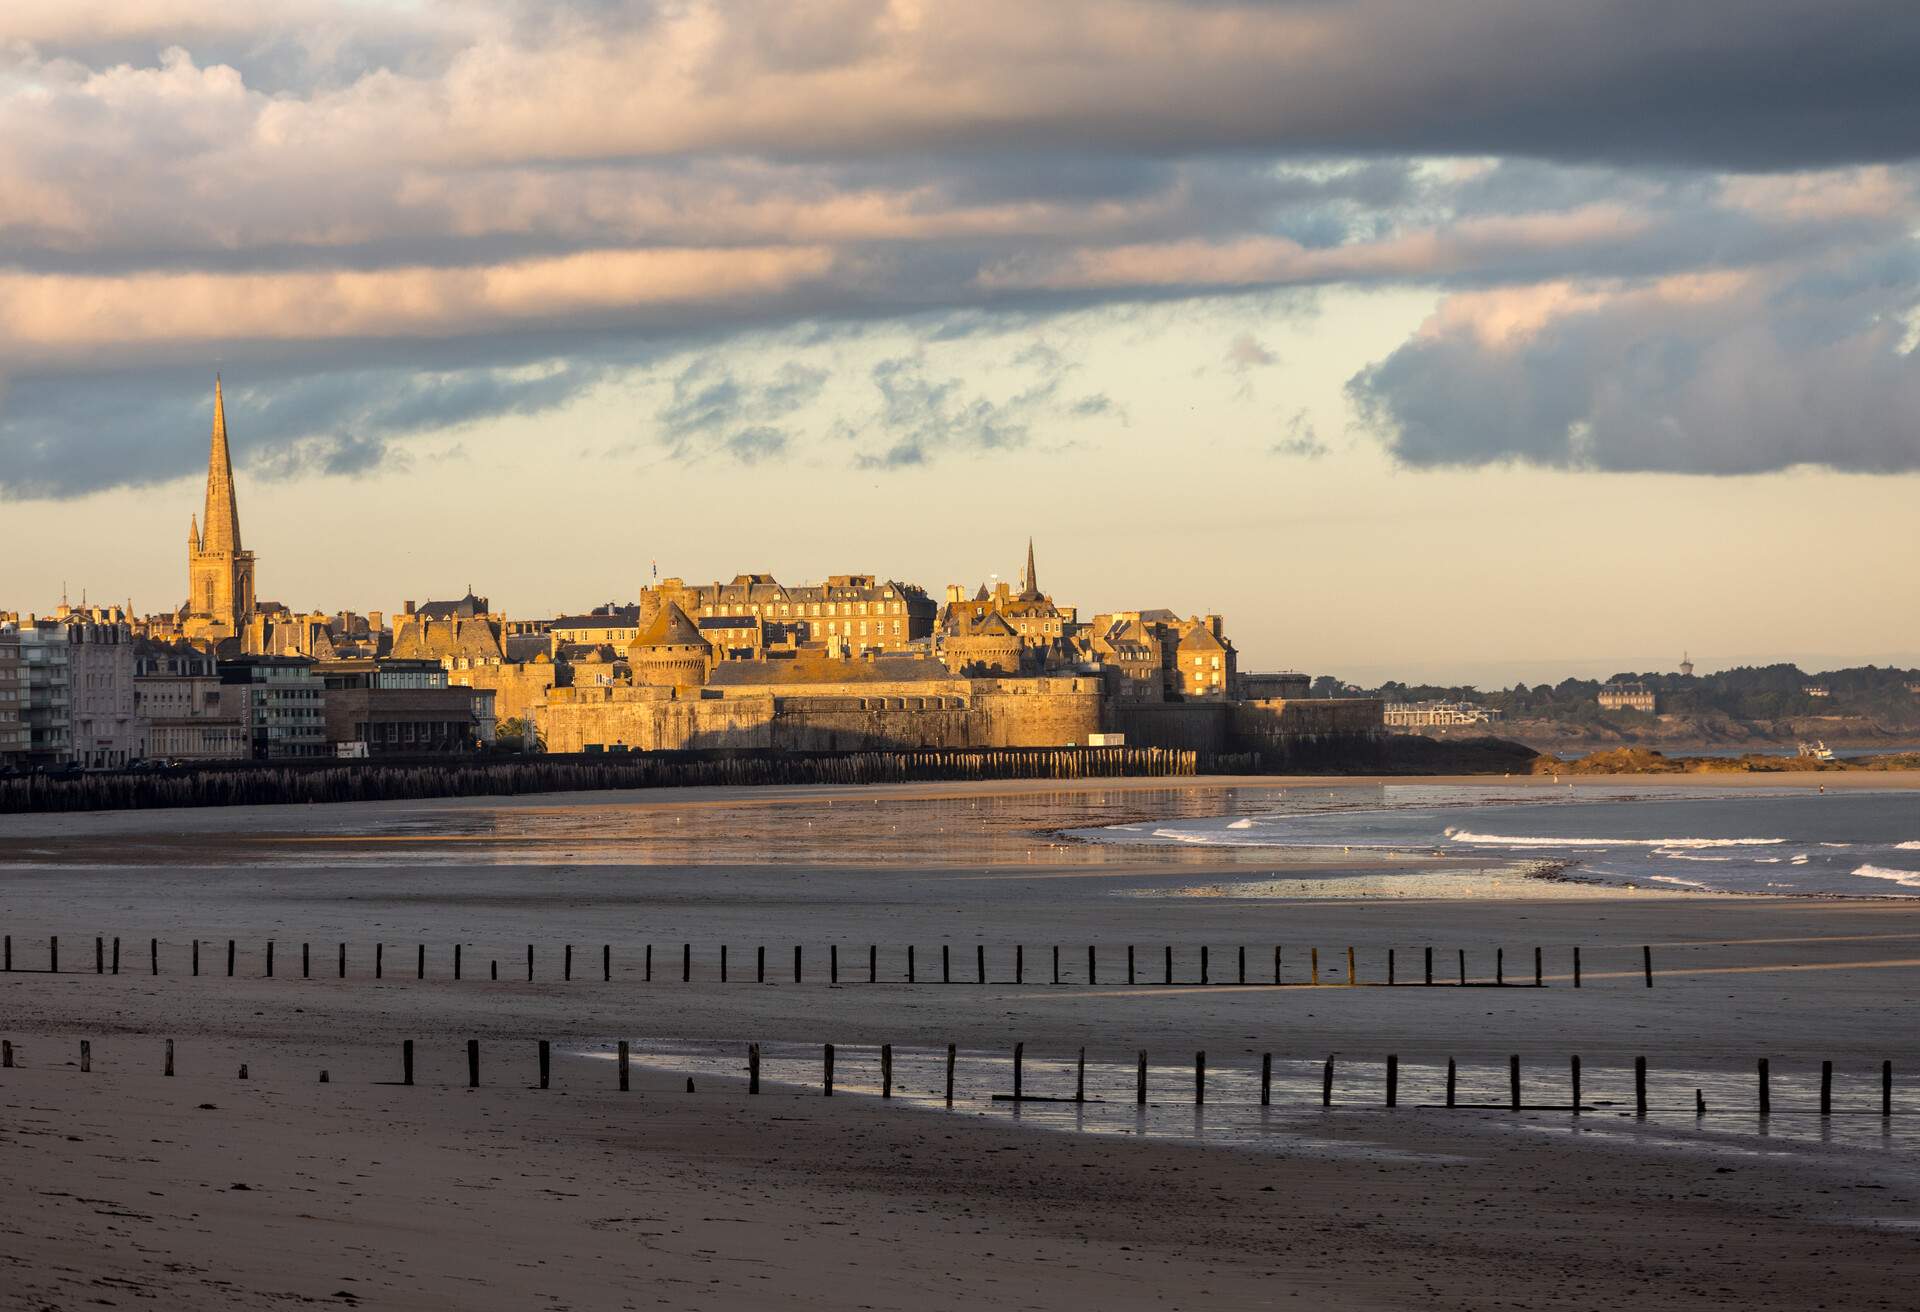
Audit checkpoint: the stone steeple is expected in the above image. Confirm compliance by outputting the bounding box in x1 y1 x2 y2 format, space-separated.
200 376 242 555
1018 537 1041 601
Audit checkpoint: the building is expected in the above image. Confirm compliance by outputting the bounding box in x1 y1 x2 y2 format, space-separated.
1803 685 1831 699
182 379 258 648
64 620 140 769
133 640 248 761
939 542 1077 658
1679 652 1695 678
316 658 490 756
550 605 643 651
5 621 73 767
220 656 327 759
0 622 30 766
1078 610 1237 702
1597 682 1657 713
646 574 936 654
1383 700 1506 728
1238 672 1312 701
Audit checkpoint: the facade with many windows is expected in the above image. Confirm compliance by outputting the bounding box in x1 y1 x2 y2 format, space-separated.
220 656 327 759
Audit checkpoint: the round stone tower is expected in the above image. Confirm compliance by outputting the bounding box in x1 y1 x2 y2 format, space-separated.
627 601 713 689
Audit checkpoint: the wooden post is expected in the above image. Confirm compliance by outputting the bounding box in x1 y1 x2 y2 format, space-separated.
1509 1054 1521 1109
376 943 383 979
338 943 346 979
4 934 10 971
619 1041 630 1092
1273 945 1281 985
748 1043 761 1094
757 945 764 983
1136 1050 1147 1106
165 1039 174 1077
830 944 838 984
946 1044 957 1106
1164 944 1172 985
1310 947 1319 985
1696 1089 1706 1117
872 944 880 983
603 944 610 982
1570 1055 1581 1113
490 960 497 981
564 945 572 981
1261 1053 1272 1106
1425 945 1433 985
1387 1054 1399 1107
238 1064 248 1080
794 945 802 983
683 943 691 982
1643 944 1653 987
1237 945 1246 985
417 944 425 979
1457 948 1465 985
80 1039 91 1073
112 936 120 975
1534 946 1542 987
1635 1057 1647 1117
1346 946 1355 986
192 939 198 976
266 940 274 977
95 935 103 974
4 1039 12 1067
149 938 157 976
468 1039 479 1088
1200 946 1209 985
1573 946 1582 988
1076 1048 1086 1103
1128 945 1136 984
403 1039 414 1086
1013 1042 1024 1100
908 945 916 984
526 944 533 981
1322 1056 1334 1107
454 944 462 980
1497 947 1504 986
647 944 654 981
1446 1058 1457 1107
1016 945 1024 984
1090 945 1097 986
1052 945 1060 985
227 939 235 977
1883 1060 1893 1118
882 1043 893 1099
824 1043 835 1096
539 1040 550 1089
1759 1057 1771 1116
943 944 951 983
51 935 59 973
721 945 729 983
1388 948 1395 986
977 943 985 984
301 942 309 978
1195 1051 1206 1106
1821 1060 1833 1116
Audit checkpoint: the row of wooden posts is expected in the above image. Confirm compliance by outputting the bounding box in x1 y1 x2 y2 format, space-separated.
0 936 1659 988
6 1037 1891 1117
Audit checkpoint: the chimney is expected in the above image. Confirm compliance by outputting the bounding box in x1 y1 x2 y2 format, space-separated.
404 600 416 615
1206 614 1223 639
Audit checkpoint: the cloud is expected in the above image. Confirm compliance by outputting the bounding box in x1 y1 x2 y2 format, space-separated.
1346 258 1920 474
1225 333 1276 371
2 2 1920 495
654 357 827 463
1271 409 1328 460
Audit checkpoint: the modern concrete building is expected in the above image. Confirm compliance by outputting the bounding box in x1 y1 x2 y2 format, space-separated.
64 620 140 769
220 656 327 759
316 658 490 755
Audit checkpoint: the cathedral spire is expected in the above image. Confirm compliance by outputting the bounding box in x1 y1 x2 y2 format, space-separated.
201 375 242 554
1019 537 1040 600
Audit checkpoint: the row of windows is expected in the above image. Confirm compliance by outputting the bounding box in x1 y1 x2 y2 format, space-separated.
700 600 908 619
1189 656 1224 668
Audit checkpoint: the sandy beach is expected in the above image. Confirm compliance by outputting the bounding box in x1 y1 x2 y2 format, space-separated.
5 773 1920 1308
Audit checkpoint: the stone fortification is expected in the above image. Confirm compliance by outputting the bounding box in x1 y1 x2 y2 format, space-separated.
536 674 1102 754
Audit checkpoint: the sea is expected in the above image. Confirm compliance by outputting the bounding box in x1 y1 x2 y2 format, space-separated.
1065 784 1920 897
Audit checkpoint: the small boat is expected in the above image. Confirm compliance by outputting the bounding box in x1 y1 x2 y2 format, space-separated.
1796 740 1835 762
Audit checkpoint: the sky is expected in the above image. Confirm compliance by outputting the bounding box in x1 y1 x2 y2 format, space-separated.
2 0 1917 687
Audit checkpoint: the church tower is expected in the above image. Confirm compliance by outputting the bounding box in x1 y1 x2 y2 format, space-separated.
1018 537 1041 602
184 378 257 645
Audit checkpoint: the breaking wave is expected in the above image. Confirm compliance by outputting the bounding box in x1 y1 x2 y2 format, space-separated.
1446 831 1786 850
1852 864 1920 889
1897 841 1920 851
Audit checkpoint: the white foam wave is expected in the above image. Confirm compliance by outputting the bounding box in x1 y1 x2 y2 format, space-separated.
1853 864 1920 889
1227 818 1257 830
1648 875 1712 889
1790 854 1810 865
1447 831 1785 850
1898 841 1920 851
1658 853 1734 863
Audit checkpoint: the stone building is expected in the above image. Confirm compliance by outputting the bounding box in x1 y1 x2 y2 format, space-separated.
1597 682 1656 713
133 640 248 761
939 541 1077 659
182 379 258 649
63 620 140 769
628 603 714 689
646 574 936 653
1079 610 1238 702
551 605 643 651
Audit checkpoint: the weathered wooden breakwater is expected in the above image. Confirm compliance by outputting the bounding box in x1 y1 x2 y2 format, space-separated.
0 745 1200 814
2 934 1658 988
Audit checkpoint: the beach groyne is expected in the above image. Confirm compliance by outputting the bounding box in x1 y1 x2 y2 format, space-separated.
0 745 1199 814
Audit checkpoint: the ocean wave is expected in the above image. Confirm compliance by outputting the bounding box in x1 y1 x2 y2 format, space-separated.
1853 864 1920 889
1648 875 1713 889
1447 831 1786 850
1227 818 1257 830
1898 841 1920 851
1656 853 1734 863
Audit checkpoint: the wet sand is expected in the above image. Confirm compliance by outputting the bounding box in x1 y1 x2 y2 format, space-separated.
4 774 1920 1308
